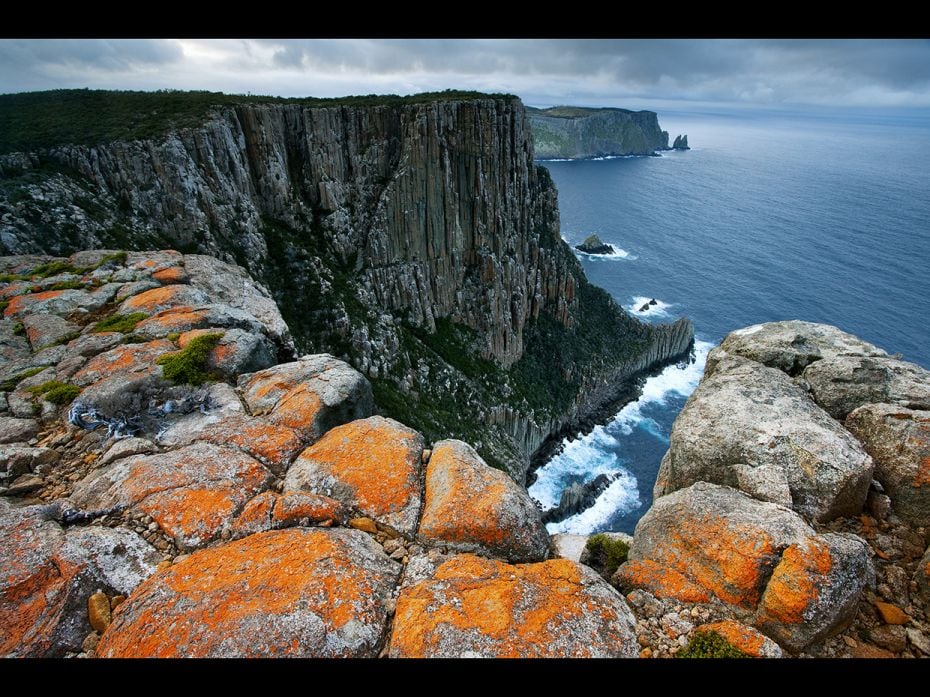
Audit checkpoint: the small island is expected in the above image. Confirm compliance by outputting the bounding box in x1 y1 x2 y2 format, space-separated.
575 234 616 255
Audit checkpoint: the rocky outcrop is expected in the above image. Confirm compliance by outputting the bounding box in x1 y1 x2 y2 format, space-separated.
389 554 639 657
655 352 874 522
575 234 615 255
528 106 670 159
0 92 693 480
672 135 690 150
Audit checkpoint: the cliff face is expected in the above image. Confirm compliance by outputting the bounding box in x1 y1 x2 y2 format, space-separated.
0 93 692 481
528 106 670 159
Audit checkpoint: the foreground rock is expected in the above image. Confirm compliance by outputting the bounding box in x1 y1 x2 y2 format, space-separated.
418 439 549 562
694 620 783 658
656 354 874 522
616 482 873 652
284 416 425 536
846 403 930 526
97 528 399 657
0 499 159 657
389 554 638 657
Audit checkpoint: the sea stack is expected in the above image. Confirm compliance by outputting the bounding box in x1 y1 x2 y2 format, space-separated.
672 134 690 150
575 234 616 255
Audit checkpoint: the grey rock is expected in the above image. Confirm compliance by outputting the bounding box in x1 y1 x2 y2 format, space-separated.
0 444 59 476
550 533 588 562
846 403 930 526
907 627 930 656
98 437 157 466
21 314 80 351
915 545 930 609
732 463 793 506
868 624 907 653
116 283 209 315
0 416 39 444
656 354 874 522
2 473 44 496
711 321 887 377
802 355 930 420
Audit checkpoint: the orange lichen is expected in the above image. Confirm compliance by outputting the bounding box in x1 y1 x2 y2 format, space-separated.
121 285 194 312
274 492 347 525
269 385 323 432
0 282 29 299
177 329 213 347
230 492 278 535
418 443 514 548
141 488 238 546
756 538 832 626
71 340 174 385
294 419 420 522
3 290 65 317
97 529 388 657
135 308 209 334
390 555 629 658
152 267 188 285
696 620 768 657
201 420 304 472
615 559 712 604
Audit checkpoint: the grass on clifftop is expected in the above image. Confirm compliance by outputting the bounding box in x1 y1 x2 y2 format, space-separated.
584 534 629 577
156 332 223 385
27 380 81 405
93 312 147 334
0 89 518 154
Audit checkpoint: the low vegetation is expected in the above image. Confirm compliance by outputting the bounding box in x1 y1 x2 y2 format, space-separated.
0 366 46 391
156 332 223 385
583 534 630 577
93 312 148 334
27 380 82 405
676 631 749 659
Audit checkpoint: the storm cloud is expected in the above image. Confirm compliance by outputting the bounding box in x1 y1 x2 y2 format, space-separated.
1 39 928 109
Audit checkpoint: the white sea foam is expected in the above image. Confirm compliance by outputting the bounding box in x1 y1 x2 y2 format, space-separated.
574 247 636 260
529 340 714 533
625 296 673 318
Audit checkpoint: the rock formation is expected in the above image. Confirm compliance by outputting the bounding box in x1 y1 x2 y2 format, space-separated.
574 234 616 255
672 134 690 150
0 90 693 482
528 106 670 159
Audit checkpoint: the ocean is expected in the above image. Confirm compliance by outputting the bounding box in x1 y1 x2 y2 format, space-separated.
528 106 930 535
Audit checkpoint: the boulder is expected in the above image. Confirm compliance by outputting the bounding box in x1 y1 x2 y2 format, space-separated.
117 284 209 315
389 554 639 658
97 528 400 657
230 491 350 537
0 444 59 476
712 321 887 376
616 482 814 607
22 314 80 351
845 403 930 526
656 354 873 522
284 416 424 536
803 355 930 420
185 415 304 476
694 620 783 658
755 533 873 653
418 439 549 563
574 234 615 255
132 304 266 339
916 545 930 610
550 534 588 562
238 355 373 443
177 327 277 378
3 289 102 319
69 443 274 551
0 499 159 657
0 416 39 444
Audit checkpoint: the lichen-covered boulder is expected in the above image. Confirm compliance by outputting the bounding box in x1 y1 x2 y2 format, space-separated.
230 490 350 537
22 314 80 351
693 620 784 658
711 321 887 376
755 533 873 652
389 554 639 658
846 403 930 526
96 528 400 657
616 482 814 607
285 416 424 536
71 340 175 387
655 354 874 522
187 415 304 476
237 355 373 442
0 499 159 657
803 355 930 420
117 284 209 315
176 327 276 378
69 443 274 551
418 439 549 563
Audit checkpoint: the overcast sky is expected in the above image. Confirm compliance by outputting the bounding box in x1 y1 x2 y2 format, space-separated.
2 39 929 110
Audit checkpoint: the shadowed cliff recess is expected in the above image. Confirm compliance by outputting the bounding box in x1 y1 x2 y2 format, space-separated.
0 89 693 481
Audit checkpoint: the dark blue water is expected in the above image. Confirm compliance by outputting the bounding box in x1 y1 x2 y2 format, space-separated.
528 107 930 535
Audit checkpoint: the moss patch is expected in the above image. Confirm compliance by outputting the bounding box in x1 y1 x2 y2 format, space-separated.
27 380 82 405
584 534 629 577
11 322 25 336
38 330 80 350
93 311 148 334
156 332 223 385
677 631 750 659
0 366 46 391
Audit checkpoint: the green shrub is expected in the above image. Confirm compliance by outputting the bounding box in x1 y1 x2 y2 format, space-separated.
677 631 749 659
38 330 80 349
0 366 46 391
166 331 181 342
156 332 223 385
48 280 86 291
12 322 25 336
27 380 82 405
28 260 80 278
93 312 148 334
0 300 8 312
584 534 629 577
122 333 148 344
